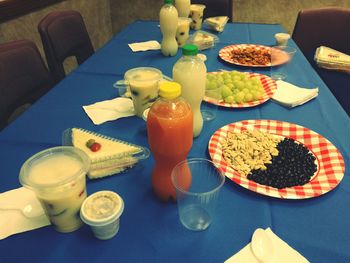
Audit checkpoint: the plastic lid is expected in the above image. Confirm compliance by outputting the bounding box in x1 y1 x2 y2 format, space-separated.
159 82 181 100
80 190 124 226
164 0 173 4
182 44 199 56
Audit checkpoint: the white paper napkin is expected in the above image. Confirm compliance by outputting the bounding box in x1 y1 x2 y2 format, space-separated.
0 187 50 240
272 80 319 108
128 40 161 52
225 228 310 263
83 97 135 125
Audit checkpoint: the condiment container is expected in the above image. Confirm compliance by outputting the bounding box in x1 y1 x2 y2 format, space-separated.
80 190 124 240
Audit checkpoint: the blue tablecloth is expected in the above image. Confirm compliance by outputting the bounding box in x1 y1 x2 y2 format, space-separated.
0 21 349 263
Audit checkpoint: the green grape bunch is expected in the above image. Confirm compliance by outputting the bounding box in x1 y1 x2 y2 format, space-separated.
206 71 265 104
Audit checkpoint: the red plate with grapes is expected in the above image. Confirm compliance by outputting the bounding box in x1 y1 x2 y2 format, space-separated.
208 119 345 199
203 72 277 108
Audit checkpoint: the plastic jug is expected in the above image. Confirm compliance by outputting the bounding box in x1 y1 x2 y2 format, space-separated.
173 44 207 137
147 82 193 201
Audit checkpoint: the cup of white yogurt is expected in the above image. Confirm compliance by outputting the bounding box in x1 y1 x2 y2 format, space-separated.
189 4 206 30
275 33 290 46
124 67 162 118
80 190 124 240
19 146 90 233
176 17 192 47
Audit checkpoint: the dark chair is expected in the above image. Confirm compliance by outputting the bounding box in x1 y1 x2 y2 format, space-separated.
38 10 94 84
192 0 233 21
292 7 350 116
292 7 350 55
0 40 54 130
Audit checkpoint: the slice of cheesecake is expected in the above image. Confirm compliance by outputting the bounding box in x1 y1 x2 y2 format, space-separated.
204 16 229 32
64 128 148 179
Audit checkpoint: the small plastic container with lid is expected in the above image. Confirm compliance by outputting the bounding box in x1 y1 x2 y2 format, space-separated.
80 190 124 240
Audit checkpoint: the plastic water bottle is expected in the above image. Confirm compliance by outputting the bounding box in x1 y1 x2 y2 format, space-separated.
160 0 178 56
174 0 191 17
173 44 207 137
147 82 193 201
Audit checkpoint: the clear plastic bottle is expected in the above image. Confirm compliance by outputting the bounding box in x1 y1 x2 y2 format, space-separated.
160 0 178 56
174 0 191 17
147 82 193 201
173 44 207 137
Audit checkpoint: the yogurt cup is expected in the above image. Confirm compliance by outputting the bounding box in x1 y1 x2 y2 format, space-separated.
124 67 162 118
275 33 290 46
80 190 124 240
19 146 90 233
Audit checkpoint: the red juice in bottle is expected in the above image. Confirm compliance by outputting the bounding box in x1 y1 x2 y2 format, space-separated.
147 82 193 201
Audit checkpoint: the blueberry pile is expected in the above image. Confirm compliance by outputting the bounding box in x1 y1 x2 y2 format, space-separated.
247 138 317 189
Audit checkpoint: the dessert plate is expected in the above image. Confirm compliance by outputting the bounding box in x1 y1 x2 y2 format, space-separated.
219 44 289 67
203 72 277 108
208 119 345 199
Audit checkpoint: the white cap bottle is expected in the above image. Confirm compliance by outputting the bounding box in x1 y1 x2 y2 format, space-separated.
160 0 179 56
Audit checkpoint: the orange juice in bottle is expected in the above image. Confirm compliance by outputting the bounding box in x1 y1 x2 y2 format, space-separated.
147 82 193 201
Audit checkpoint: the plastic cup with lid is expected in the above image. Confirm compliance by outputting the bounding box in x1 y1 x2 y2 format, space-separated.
274 33 290 46
80 190 124 240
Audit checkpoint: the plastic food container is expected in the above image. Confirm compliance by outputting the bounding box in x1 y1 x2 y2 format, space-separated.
80 190 124 240
186 30 219 50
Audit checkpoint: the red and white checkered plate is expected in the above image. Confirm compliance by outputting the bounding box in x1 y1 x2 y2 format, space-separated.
219 44 289 67
203 72 277 108
208 119 345 199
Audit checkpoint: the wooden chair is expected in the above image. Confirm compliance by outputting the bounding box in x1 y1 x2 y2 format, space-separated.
0 40 53 130
38 10 94 84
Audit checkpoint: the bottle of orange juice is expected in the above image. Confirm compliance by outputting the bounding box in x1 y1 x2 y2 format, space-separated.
147 82 193 201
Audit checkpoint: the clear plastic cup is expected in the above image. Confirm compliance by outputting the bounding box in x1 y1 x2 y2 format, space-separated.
270 46 297 81
274 33 290 46
171 158 225 231
177 17 192 47
124 67 162 118
201 85 222 121
80 191 124 240
19 146 90 233
190 4 206 30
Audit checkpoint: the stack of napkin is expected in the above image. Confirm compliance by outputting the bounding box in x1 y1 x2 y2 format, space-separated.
0 187 50 240
83 97 135 125
314 46 350 73
128 41 161 52
225 228 310 262
272 80 319 108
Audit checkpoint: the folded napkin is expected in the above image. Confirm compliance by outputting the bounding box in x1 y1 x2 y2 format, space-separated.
315 46 350 73
225 228 310 263
0 187 50 240
272 80 319 108
128 40 161 52
83 97 135 125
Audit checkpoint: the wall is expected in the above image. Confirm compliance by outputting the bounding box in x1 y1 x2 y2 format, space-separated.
0 0 112 72
232 0 350 34
110 0 162 34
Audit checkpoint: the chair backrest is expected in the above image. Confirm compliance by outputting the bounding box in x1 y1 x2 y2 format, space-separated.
292 7 350 55
0 39 53 130
192 0 233 21
38 10 94 83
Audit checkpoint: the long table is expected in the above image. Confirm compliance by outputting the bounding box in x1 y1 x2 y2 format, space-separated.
0 21 349 263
